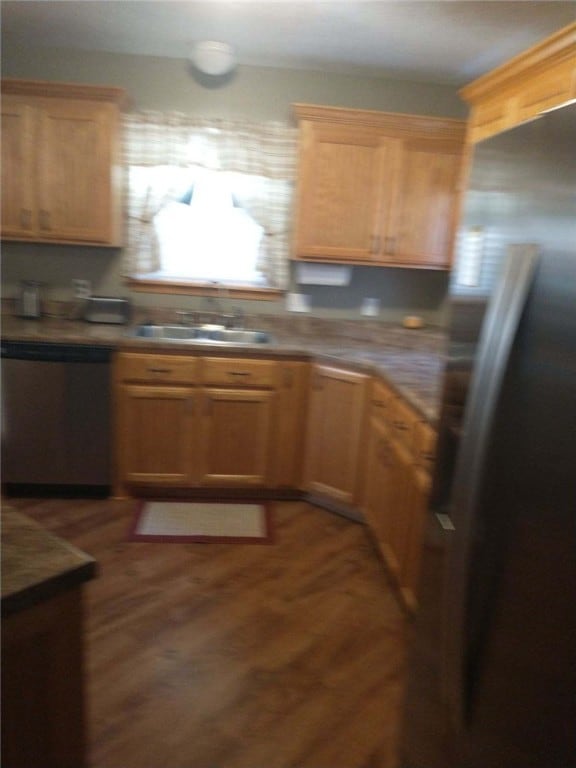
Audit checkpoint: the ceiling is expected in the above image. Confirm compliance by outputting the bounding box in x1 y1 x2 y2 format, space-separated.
2 1 575 85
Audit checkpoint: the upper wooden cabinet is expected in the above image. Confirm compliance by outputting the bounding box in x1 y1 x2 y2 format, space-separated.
460 22 576 143
1 79 125 246
293 104 466 269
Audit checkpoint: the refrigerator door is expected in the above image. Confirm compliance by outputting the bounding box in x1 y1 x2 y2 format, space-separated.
400 102 576 768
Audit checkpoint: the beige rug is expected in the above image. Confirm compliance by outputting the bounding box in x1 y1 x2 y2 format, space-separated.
129 501 272 543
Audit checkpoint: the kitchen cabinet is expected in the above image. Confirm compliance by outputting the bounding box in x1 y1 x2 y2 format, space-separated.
115 354 200 490
293 104 466 269
1 79 125 246
199 357 277 486
119 385 197 487
460 22 576 143
114 352 279 494
304 364 368 505
362 378 436 611
271 362 309 488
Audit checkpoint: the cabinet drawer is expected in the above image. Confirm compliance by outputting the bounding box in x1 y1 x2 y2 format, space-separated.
201 357 277 388
370 378 395 426
117 353 199 384
414 420 437 473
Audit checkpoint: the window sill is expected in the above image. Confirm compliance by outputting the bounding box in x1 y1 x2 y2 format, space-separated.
126 277 284 301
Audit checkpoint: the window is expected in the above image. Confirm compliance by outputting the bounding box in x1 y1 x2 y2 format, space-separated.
122 112 297 293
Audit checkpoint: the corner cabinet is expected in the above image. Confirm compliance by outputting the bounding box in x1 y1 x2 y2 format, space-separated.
1 79 125 246
293 104 466 269
304 364 369 505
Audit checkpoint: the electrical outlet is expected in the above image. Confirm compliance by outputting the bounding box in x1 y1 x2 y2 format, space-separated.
72 279 91 299
361 297 380 317
286 293 311 312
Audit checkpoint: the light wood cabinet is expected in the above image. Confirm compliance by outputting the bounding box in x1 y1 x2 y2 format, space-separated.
199 388 274 486
119 384 197 487
293 104 466 269
460 22 576 143
304 364 368 505
271 362 309 488
362 377 437 611
114 352 279 494
1 80 124 246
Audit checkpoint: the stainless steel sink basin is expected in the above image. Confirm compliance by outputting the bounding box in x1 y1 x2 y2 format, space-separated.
131 324 274 345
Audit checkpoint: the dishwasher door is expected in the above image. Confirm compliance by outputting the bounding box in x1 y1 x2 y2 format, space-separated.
2 356 111 487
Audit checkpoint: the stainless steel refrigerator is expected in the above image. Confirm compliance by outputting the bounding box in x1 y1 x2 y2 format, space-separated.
399 100 576 768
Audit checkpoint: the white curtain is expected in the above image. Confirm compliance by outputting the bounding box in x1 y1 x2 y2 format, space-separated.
122 111 298 289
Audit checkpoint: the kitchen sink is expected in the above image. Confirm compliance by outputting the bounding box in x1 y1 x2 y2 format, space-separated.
131 324 275 345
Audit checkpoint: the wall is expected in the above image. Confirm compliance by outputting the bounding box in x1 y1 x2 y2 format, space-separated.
1 42 466 324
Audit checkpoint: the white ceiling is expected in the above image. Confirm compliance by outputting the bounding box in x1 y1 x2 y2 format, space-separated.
2 1 575 85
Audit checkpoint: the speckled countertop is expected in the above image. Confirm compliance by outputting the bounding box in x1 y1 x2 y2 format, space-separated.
1 507 97 617
1 313 447 423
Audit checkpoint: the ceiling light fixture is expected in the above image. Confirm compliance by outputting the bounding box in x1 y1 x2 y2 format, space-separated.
190 41 236 76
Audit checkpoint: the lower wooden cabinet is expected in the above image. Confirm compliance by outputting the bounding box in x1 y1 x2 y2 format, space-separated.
114 352 279 494
362 378 436 611
304 364 368 505
271 362 309 488
199 387 274 486
119 384 197 486
2 588 88 768
114 349 437 611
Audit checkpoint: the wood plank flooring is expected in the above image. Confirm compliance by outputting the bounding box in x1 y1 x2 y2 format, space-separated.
10 498 408 768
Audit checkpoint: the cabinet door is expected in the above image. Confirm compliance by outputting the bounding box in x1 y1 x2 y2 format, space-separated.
400 465 431 611
388 138 462 268
1 96 36 238
119 385 196 486
295 121 396 262
199 388 274 487
37 98 116 244
304 365 368 504
363 418 411 579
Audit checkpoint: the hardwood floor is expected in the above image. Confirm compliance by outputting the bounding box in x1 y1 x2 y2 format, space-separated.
10 498 409 768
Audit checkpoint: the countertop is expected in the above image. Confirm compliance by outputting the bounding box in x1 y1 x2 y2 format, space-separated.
1 507 97 617
1 313 447 423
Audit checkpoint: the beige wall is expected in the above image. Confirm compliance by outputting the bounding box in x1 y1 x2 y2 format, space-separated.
1 42 465 324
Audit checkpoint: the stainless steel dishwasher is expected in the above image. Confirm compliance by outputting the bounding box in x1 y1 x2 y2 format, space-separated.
1 341 112 494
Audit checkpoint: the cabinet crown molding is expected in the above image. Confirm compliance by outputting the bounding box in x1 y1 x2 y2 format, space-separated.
1 78 127 106
460 21 576 105
293 103 466 141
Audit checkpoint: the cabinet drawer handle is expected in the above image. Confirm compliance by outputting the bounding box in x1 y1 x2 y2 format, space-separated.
228 371 250 377
147 367 172 374
373 399 386 408
393 420 409 431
